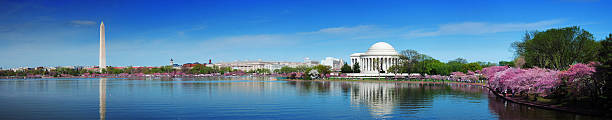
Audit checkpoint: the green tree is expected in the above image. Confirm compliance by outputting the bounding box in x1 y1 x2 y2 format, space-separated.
109 67 124 74
476 61 497 68
160 66 175 73
388 65 402 75
595 34 612 109
254 68 271 74
412 59 448 75
513 26 600 70
125 67 135 74
400 49 427 62
216 66 233 74
279 66 298 73
296 65 310 73
447 58 467 73
189 65 213 74
340 62 353 73
201 66 214 74
431 61 451 75
352 63 361 73
498 61 515 67
463 62 483 72
303 68 313 80
312 65 331 78
150 67 162 73
400 49 435 74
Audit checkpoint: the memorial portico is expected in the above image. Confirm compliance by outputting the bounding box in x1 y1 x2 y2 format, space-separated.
349 42 401 74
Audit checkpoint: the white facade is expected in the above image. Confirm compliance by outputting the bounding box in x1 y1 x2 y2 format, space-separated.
320 57 344 71
215 61 318 72
303 58 320 66
350 42 401 74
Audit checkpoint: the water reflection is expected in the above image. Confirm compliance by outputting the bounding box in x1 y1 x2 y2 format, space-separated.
285 80 605 119
0 78 606 119
287 81 489 119
349 83 398 117
99 78 106 120
487 92 602 120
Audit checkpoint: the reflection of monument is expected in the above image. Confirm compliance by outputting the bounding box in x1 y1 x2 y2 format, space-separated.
99 22 106 72
99 78 106 120
350 83 397 117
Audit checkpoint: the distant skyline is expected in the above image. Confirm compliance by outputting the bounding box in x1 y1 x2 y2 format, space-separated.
1 0 611 68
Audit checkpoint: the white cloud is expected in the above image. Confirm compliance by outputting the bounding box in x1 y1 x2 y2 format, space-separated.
199 25 378 49
70 20 96 25
405 19 563 38
177 25 207 36
301 25 375 34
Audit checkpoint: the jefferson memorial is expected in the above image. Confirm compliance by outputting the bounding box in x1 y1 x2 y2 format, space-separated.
349 42 403 76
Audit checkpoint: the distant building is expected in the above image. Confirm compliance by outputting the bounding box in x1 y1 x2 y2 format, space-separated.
321 57 344 71
304 58 320 66
170 58 174 66
215 60 318 72
169 59 181 68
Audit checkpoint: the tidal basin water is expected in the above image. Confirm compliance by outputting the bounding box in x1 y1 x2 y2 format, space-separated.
0 77 604 120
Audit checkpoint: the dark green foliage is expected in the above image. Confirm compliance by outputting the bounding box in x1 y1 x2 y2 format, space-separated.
217 66 233 74
412 59 446 75
387 65 401 74
447 58 468 73
477 61 497 68
396 50 485 75
340 62 353 73
278 66 298 73
303 68 313 80
463 62 483 72
594 34 612 112
189 65 214 74
498 61 515 67
312 65 331 77
352 63 361 73
295 65 310 73
251 68 271 74
513 26 600 70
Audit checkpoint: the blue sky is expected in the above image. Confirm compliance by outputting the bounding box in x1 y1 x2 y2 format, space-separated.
1 0 610 68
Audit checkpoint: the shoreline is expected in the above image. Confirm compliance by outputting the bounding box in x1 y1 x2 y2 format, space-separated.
284 79 607 117
487 88 607 117
282 79 486 86
0 76 229 79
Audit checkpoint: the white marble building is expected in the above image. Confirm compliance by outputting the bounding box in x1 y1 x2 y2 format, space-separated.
214 60 317 72
320 57 344 71
350 42 401 74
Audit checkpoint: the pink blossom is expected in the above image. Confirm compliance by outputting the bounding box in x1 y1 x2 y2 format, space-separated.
558 63 596 82
467 70 476 75
479 66 509 79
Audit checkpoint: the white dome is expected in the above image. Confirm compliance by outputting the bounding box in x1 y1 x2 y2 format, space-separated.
350 53 364 57
365 42 399 55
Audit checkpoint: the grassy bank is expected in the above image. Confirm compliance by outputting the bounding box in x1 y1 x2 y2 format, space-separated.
282 78 486 86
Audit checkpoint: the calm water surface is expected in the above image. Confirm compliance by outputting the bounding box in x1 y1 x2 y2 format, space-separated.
0 77 604 120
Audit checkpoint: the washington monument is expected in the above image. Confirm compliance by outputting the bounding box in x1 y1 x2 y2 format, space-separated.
99 21 106 72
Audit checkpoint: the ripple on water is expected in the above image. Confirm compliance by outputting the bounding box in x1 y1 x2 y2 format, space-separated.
0 78 608 120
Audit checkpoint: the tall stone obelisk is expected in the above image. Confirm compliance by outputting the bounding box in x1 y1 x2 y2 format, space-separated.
99 21 106 72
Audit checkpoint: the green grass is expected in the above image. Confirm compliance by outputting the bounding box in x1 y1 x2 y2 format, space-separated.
305 78 487 85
